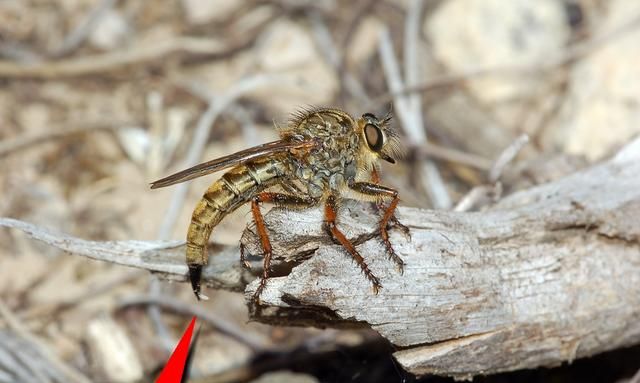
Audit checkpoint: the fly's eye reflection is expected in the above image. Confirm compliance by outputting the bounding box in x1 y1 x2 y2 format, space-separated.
365 124 384 151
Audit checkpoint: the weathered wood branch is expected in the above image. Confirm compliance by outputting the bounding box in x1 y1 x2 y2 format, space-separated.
0 218 251 292
239 139 640 379
3 140 639 379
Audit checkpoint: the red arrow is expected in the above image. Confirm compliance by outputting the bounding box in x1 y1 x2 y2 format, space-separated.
156 316 197 383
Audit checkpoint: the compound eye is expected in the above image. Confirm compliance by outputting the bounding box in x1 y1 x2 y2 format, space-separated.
364 124 384 151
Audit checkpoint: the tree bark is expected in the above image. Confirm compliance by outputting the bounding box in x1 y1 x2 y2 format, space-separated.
2 140 639 380
240 139 640 379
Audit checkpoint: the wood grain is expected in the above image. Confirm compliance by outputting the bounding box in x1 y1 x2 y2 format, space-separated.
241 139 640 379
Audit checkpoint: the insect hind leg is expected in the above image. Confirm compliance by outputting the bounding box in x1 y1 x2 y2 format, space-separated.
250 192 317 303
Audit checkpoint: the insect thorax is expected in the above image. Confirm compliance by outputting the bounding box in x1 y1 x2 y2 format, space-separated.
286 109 361 198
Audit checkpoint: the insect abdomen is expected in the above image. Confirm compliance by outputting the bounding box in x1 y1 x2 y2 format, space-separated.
186 157 288 268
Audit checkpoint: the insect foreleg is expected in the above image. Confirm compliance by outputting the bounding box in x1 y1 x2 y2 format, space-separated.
323 195 382 293
250 192 317 302
348 181 406 273
370 168 410 236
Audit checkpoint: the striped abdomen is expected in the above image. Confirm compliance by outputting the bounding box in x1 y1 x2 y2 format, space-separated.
186 157 289 276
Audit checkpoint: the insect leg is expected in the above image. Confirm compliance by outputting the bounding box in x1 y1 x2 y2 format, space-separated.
251 192 317 302
348 181 406 273
371 167 410 236
240 243 251 269
323 195 382 293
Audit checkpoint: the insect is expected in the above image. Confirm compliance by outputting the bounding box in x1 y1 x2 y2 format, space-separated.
151 107 409 301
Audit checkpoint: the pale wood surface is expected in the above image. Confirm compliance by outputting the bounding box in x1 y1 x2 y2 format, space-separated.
240 139 640 378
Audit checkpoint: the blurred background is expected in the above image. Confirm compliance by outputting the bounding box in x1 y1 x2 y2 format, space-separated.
1 0 639 382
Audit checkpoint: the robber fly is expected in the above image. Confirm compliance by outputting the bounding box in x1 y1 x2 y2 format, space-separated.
151 107 408 301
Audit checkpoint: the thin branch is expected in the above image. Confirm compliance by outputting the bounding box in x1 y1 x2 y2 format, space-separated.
0 121 133 158
0 42 42 63
118 295 267 351
1 332 55 383
0 333 44 383
227 104 261 147
338 0 378 53
0 37 234 79
403 0 422 124
18 270 143 321
378 22 451 208
453 133 529 212
307 10 371 105
489 134 530 183
417 142 493 171
51 0 119 57
378 27 415 139
453 184 500 212
0 299 92 383
370 11 640 108
0 217 251 292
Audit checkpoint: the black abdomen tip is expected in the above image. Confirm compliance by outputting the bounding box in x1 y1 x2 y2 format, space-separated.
188 264 203 300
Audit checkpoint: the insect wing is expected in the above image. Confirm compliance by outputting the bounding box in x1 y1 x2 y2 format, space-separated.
150 139 316 189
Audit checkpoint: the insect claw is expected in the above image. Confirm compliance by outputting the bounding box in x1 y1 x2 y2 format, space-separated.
386 247 405 274
387 252 405 275
252 282 266 305
239 244 252 269
379 220 406 275
387 216 411 239
398 224 411 240
394 258 405 275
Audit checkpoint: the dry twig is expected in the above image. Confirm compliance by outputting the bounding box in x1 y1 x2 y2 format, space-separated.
0 121 133 158
0 299 91 383
371 11 640 108
418 141 493 171
307 10 371 106
118 294 266 350
454 133 529 212
19 270 142 321
378 3 451 208
51 0 119 57
0 37 234 79
0 218 250 291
